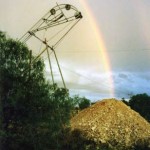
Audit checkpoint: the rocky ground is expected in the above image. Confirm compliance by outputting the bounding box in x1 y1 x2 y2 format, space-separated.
71 99 150 149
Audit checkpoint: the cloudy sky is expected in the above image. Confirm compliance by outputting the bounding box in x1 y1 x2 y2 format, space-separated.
0 0 150 101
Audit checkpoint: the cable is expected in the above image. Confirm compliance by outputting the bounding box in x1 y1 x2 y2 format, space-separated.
60 64 132 96
38 29 47 53
31 16 76 32
53 19 81 49
107 48 150 53
39 48 124 95
19 9 52 41
51 48 150 54
47 21 73 42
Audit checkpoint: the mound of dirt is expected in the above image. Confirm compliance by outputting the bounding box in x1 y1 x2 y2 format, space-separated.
71 99 150 148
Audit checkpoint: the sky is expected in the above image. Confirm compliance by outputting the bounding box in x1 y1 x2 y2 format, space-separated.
0 0 150 101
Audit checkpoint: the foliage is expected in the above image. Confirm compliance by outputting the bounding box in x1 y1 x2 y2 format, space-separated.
129 93 150 122
0 31 74 150
121 97 129 106
71 95 91 110
122 93 150 122
79 97 91 110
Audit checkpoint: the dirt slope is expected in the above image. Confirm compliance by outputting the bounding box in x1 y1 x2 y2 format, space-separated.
71 99 150 148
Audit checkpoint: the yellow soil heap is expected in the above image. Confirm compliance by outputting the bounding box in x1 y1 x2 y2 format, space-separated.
71 99 150 148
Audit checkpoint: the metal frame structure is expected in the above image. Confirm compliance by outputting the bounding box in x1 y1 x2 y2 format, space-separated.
20 3 82 89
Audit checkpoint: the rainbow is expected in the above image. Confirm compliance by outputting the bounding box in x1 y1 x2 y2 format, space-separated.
79 1 115 97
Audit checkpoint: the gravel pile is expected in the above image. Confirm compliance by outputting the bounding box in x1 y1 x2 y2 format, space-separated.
71 99 150 149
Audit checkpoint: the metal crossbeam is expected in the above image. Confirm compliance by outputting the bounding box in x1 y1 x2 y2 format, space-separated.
19 3 82 89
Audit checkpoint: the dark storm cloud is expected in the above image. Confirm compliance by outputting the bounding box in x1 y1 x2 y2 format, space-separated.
113 71 150 98
118 73 128 79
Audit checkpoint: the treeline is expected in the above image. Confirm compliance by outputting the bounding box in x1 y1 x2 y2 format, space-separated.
122 93 150 122
0 31 90 150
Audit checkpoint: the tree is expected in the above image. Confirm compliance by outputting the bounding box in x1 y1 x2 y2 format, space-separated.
79 97 91 110
71 95 91 110
129 93 150 122
121 97 129 106
0 31 74 149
